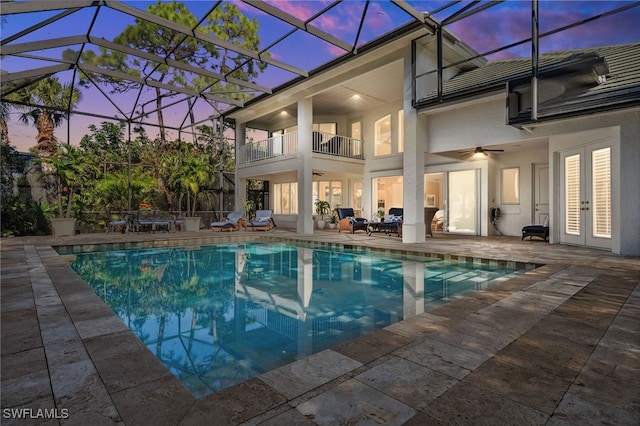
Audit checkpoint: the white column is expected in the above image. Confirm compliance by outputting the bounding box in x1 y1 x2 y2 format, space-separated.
297 97 315 234
402 52 427 243
235 122 247 213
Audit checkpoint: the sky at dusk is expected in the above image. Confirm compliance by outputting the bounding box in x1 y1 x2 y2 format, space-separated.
2 1 639 152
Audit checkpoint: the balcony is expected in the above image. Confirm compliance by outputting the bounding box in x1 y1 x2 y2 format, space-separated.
238 131 364 165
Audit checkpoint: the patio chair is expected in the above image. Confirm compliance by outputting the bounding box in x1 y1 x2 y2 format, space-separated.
153 212 173 233
173 215 184 232
424 207 439 237
211 212 245 232
336 208 368 234
432 210 444 232
133 211 154 233
133 211 172 233
370 207 403 236
107 213 129 233
245 210 276 231
522 216 549 241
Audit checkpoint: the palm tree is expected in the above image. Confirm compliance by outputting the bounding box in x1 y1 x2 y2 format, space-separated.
93 169 138 213
175 149 217 217
13 77 82 159
1 102 11 146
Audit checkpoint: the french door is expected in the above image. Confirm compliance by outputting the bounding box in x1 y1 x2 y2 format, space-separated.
533 163 549 225
560 142 611 249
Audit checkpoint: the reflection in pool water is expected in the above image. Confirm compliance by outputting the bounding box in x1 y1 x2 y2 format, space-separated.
70 242 523 398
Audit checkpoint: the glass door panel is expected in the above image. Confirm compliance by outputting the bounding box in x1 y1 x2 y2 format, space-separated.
591 147 611 239
564 153 581 237
352 181 362 217
447 170 478 234
560 143 611 249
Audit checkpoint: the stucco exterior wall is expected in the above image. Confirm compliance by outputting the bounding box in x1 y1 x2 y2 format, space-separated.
491 148 549 236
423 93 639 255
425 97 530 153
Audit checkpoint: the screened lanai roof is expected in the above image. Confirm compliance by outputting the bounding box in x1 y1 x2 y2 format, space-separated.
2 1 640 147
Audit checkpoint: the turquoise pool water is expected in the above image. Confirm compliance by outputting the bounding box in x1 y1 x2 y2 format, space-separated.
69 241 525 398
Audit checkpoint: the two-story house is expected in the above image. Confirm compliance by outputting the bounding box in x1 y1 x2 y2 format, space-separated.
227 22 640 256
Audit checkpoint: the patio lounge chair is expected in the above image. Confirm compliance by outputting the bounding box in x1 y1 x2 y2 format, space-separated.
211 212 245 232
245 210 276 231
337 208 368 234
522 216 549 241
368 207 403 236
107 214 130 233
133 211 173 233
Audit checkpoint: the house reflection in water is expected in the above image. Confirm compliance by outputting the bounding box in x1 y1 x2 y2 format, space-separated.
71 243 518 397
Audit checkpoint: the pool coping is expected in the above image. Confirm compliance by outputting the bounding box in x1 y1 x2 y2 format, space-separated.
2 230 638 425
54 233 544 271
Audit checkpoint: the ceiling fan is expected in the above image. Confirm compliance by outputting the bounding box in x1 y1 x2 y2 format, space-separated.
459 146 505 158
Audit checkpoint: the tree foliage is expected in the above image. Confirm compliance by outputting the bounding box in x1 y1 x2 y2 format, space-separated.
11 77 82 158
77 1 267 143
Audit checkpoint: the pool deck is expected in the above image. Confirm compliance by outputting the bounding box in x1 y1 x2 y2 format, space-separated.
1 229 638 425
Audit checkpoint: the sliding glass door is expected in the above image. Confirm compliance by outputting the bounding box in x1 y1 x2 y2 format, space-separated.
447 169 479 234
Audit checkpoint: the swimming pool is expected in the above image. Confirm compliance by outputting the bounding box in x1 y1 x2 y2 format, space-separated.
68 241 527 398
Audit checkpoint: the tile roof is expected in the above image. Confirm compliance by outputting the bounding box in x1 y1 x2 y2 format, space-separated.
418 42 640 111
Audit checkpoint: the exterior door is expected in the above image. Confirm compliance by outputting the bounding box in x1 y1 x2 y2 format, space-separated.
447 169 479 235
560 142 611 249
533 163 549 224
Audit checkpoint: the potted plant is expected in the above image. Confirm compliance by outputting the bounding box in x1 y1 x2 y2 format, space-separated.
328 213 339 230
314 199 331 230
42 144 86 237
175 147 215 232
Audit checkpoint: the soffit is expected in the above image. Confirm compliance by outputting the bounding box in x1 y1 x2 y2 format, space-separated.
2 1 638 141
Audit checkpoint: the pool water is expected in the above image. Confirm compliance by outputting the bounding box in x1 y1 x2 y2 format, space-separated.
69 242 524 398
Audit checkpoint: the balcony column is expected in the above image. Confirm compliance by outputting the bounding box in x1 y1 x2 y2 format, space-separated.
297 97 314 234
235 122 247 212
402 52 427 243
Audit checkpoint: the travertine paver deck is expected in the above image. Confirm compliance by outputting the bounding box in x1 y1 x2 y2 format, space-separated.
1 230 639 425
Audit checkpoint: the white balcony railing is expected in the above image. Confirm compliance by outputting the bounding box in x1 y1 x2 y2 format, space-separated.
238 132 299 164
239 130 364 165
312 131 364 159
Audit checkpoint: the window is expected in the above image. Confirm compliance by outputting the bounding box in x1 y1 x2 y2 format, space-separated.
501 167 520 204
312 181 342 210
351 121 362 157
424 172 443 209
372 176 403 217
351 121 361 140
374 114 391 156
313 123 337 134
398 110 404 153
352 181 362 217
273 182 298 214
